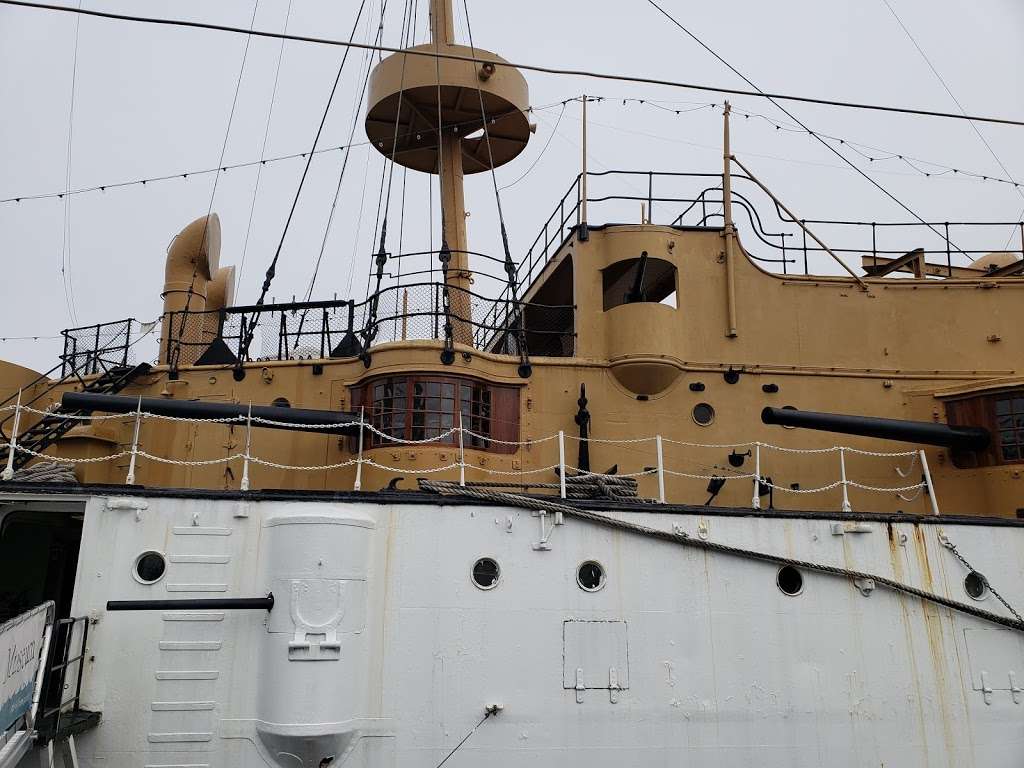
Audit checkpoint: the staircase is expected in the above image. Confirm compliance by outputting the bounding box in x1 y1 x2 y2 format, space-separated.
0 362 151 472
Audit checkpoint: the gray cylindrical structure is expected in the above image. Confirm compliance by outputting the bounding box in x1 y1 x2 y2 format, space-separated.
761 407 990 451
61 392 359 436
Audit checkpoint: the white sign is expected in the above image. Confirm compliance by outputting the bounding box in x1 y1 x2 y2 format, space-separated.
0 601 52 733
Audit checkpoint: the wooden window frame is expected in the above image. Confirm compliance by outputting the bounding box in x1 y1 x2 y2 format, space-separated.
351 374 519 454
946 388 1024 468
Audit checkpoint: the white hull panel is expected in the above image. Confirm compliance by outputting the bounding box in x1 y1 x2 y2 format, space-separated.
8 492 1024 767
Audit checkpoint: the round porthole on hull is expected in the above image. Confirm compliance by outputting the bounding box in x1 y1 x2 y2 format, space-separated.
776 565 803 596
964 571 988 600
577 561 606 592
134 551 166 584
472 557 500 590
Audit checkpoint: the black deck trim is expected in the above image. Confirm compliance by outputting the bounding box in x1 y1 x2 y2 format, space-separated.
0 481 1020 528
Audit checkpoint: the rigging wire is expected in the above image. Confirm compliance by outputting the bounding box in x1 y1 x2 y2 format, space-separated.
876 0 1024 247
433 710 494 768
619 98 1024 188
499 100 567 191
304 0 385 301
237 0 369 363
3 0 1024 128
642 0 971 260
59 0 82 326
171 0 261 368
238 0 295 296
0 107 571 206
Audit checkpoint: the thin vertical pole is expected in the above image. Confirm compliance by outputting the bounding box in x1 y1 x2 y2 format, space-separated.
125 396 143 485
354 406 365 491
579 95 588 239
751 442 761 510
458 411 466 487
920 449 940 516
839 447 852 513
945 222 952 277
2 389 23 481
558 430 566 499
240 403 252 492
722 101 738 338
656 434 665 504
401 289 409 341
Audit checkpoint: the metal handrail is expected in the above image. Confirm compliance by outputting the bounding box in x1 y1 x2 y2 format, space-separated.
37 615 89 741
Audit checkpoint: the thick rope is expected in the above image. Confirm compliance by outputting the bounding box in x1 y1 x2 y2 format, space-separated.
418 480 1024 633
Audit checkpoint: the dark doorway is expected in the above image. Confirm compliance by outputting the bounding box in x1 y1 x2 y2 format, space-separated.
0 508 84 623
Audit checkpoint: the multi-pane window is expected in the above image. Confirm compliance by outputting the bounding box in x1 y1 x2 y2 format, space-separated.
995 395 1024 462
364 375 503 449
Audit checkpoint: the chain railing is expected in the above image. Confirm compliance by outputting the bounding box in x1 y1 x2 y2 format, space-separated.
0 402 939 514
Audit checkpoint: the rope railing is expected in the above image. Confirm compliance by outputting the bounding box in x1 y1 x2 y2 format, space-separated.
0 401 938 514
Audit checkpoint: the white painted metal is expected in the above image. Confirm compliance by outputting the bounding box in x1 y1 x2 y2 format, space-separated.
558 431 566 498
354 406 365 492
839 446 852 512
1 390 21 481
655 435 665 504
9 490 1024 767
125 396 142 486
751 442 761 510
921 449 941 516
240 403 252 493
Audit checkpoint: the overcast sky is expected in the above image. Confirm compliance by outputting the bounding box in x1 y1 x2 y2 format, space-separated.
1 0 1022 371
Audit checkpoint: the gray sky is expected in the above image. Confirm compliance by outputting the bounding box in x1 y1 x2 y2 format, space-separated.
1 0 1022 371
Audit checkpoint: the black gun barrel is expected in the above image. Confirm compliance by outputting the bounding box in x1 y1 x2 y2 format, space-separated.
61 392 360 436
761 407 990 451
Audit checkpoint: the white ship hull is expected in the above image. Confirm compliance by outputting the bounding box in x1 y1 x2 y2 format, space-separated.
6 489 1024 767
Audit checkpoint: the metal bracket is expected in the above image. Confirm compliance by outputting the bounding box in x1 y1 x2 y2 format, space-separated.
609 667 620 704
853 578 875 597
575 668 585 704
980 671 993 705
831 522 872 536
106 497 148 520
531 510 561 551
1010 672 1022 705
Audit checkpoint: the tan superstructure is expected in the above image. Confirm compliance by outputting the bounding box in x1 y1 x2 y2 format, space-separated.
1 0 1022 518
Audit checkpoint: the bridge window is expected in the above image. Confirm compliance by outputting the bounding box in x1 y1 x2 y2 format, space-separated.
353 375 519 453
602 255 677 311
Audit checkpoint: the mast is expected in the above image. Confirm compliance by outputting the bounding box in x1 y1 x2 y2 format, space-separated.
364 0 532 349
430 0 471 339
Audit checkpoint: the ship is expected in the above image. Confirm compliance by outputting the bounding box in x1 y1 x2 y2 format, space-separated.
2 0 1024 766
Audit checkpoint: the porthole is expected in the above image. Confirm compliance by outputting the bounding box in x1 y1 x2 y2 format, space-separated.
964 571 988 600
271 397 291 408
692 402 715 426
471 557 500 590
577 561 606 592
134 551 166 584
776 565 803 596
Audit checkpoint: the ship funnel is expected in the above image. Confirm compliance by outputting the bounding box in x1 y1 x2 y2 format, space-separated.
159 214 221 365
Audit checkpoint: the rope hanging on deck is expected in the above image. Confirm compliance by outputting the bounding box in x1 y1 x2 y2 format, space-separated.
418 479 1024 634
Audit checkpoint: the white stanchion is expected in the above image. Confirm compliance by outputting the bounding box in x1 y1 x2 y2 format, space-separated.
751 442 761 510
920 449 941 516
125 396 143 485
354 406 365 492
656 435 666 504
839 447 852 513
1 389 22 481
558 430 566 499
458 413 466 487
240 403 253 492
